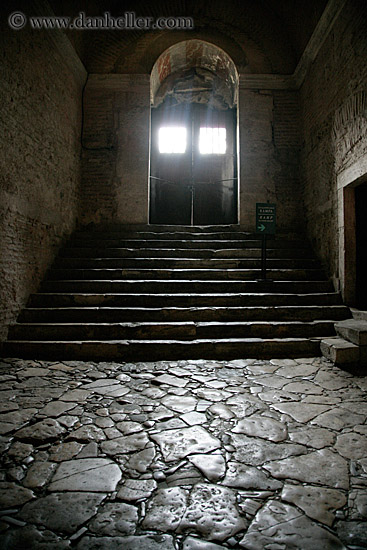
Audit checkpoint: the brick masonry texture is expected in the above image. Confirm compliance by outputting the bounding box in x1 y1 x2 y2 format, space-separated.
80 77 150 226
239 89 303 233
81 82 303 233
0 19 86 341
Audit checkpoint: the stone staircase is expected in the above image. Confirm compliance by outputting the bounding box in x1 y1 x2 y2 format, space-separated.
321 309 367 372
4 225 351 361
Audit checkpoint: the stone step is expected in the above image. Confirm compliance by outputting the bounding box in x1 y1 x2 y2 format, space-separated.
18 305 350 323
320 337 360 366
334 319 367 345
351 308 367 321
40 279 335 294
72 233 258 243
75 224 250 235
74 223 304 238
47 268 326 281
69 238 309 249
73 227 299 238
28 292 343 308
60 247 313 259
53 257 319 269
2 337 321 361
73 223 271 232
9 320 336 341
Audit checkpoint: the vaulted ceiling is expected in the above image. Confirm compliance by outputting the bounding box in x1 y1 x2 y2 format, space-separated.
48 0 328 75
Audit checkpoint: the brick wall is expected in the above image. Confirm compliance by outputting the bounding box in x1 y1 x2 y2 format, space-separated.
0 14 86 342
273 91 303 233
239 88 303 233
82 79 303 232
300 0 367 286
80 75 150 225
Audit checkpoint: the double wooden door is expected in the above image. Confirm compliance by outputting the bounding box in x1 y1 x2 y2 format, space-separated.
150 103 237 225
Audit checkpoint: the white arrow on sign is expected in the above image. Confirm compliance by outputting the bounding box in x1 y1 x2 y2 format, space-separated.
257 223 265 231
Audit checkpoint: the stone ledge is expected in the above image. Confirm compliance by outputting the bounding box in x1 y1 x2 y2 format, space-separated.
335 319 367 346
320 337 359 366
351 308 367 322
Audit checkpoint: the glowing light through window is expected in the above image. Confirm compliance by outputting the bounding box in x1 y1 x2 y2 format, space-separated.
199 127 226 154
159 127 187 153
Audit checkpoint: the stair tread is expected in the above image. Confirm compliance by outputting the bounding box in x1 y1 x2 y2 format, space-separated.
41 280 334 285
40 281 335 296
335 319 367 329
32 292 340 296
57 258 317 263
6 337 318 344
335 318 367 345
62 248 312 252
12 320 337 326
321 336 359 347
22 305 348 311
51 267 322 271
60 261 316 267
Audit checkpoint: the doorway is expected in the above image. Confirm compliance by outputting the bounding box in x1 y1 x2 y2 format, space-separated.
150 102 237 225
149 40 239 226
355 183 367 309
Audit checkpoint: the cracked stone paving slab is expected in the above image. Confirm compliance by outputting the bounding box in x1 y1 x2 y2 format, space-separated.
264 448 350 489
281 483 347 526
177 483 248 540
239 500 347 549
188 453 226 482
222 461 282 490
77 534 176 549
232 415 288 442
48 458 122 492
0 356 366 549
151 425 221 461
19 492 105 534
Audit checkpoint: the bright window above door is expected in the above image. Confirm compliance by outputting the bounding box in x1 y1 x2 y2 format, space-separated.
199 127 226 154
158 127 187 153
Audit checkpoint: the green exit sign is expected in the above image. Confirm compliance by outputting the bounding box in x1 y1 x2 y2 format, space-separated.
256 203 276 234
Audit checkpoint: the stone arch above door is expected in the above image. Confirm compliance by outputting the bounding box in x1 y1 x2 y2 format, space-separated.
150 40 239 109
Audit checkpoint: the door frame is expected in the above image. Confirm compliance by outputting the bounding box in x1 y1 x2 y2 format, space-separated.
337 157 367 305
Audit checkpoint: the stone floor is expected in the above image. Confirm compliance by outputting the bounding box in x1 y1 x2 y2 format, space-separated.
0 356 366 549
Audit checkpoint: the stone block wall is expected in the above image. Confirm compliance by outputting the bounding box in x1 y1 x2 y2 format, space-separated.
300 0 367 289
0 15 86 341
